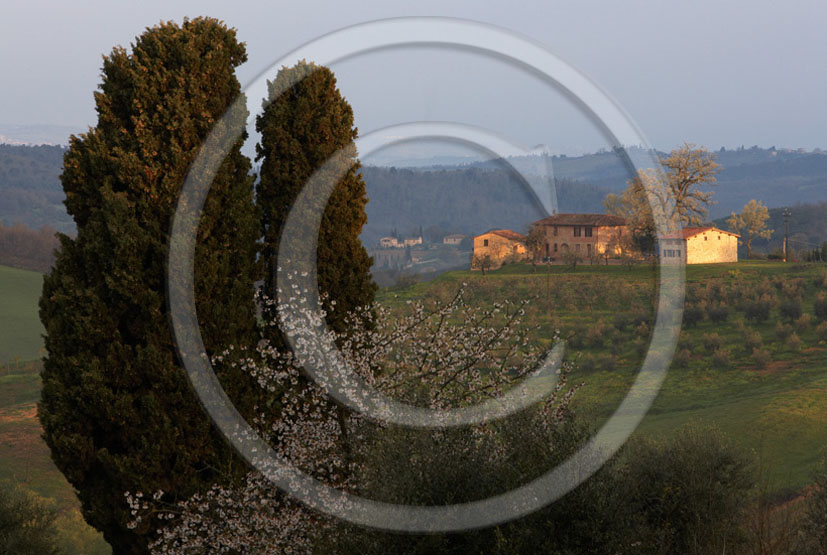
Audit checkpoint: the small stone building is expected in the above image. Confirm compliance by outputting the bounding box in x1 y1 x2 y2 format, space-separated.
443 234 466 245
659 227 739 264
472 229 528 269
533 213 627 260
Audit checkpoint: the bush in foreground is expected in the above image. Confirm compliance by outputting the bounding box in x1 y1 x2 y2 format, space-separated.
0 484 63 555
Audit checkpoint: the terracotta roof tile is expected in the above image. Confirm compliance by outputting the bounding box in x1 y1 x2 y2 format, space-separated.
534 213 627 227
476 229 527 242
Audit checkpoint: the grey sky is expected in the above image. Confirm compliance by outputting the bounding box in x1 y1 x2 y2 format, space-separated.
2 0 825 155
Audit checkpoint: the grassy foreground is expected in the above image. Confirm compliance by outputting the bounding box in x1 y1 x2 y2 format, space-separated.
378 260 827 495
1 260 825 553
0 265 109 554
0 264 45 364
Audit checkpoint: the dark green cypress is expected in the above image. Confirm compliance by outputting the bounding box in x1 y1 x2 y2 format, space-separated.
38 18 260 552
255 61 376 334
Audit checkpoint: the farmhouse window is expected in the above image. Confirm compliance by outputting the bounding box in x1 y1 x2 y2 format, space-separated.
584 226 593 237
554 243 558 252
553 226 558 236
574 226 582 237
483 239 489 246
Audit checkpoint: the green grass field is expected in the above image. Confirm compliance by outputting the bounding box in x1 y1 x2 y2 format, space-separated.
0 265 109 554
378 260 827 495
0 265 45 364
1 260 825 553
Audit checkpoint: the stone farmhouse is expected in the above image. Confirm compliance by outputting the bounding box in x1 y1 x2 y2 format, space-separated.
534 213 628 260
472 229 528 269
659 227 739 264
471 216 740 271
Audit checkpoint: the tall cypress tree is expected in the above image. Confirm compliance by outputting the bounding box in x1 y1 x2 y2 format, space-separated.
256 61 376 334
38 18 260 552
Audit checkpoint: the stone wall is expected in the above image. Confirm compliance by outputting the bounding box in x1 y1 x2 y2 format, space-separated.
472 233 527 269
686 229 738 264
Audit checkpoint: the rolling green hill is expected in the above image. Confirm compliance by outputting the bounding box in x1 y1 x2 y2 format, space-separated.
378 261 827 494
0 264 44 364
2 259 826 553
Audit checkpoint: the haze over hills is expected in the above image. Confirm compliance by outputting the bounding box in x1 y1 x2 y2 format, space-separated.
2 143 826 249
0 124 82 147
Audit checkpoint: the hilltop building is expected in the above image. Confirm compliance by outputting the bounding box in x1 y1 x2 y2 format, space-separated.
378 236 423 248
472 229 528 269
442 234 466 245
660 227 739 264
533 213 627 259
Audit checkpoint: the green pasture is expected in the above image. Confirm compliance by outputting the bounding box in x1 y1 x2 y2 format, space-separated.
378 260 827 494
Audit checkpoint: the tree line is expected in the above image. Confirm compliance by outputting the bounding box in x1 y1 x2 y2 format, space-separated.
0 221 59 272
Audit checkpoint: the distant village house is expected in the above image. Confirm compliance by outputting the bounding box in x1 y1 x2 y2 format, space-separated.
442 234 466 245
660 227 739 264
378 236 423 249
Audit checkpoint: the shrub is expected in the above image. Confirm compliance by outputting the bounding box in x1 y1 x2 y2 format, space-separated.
745 299 772 323
707 304 729 324
0 485 63 555
743 328 763 352
610 329 626 347
585 321 606 348
797 453 827 554
817 321 827 343
703 332 723 353
635 321 650 339
673 348 692 368
712 349 731 369
613 312 633 332
775 321 794 341
815 293 827 322
683 305 705 327
632 310 651 327
622 426 755 555
795 313 813 331
786 332 804 352
779 298 803 321
752 348 771 369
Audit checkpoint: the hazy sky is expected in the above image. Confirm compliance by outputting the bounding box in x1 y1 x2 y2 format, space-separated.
2 0 825 155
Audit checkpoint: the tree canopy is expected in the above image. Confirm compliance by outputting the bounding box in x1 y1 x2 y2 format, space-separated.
256 60 376 334
38 18 260 552
605 143 719 254
727 199 773 258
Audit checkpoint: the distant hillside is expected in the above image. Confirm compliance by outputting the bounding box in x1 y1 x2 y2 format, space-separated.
2 143 826 246
713 201 827 257
361 166 608 245
0 144 72 231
